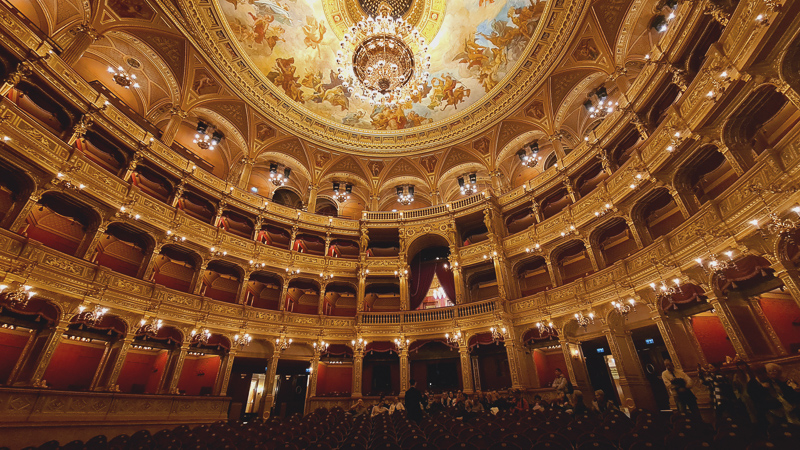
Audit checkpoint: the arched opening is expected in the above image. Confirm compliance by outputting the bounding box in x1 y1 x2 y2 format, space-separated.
522 328 565 388
76 129 131 176
93 222 152 278
636 188 684 241
362 342 400 396
272 187 303 209
201 261 242 303
20 192 99 257
517 256 551 296
8 79 77 138
365 282 401 312
645 82 682 128
555 240 594 284
469 333 512 391
131 164 175 204
606 125 642 167
245 272 282 310
0 298 59 384
541 188 570 219
724 86 797 157
594 218 638 266
151 245 198 293
180 334 230 396
218 209 254 239
315 197 338 217
467 267 498 302
315 344 354 397
328 238 360 258
322 282 357 316
177 190 217 224
0 162 36 229
120 325 183 394
293 233 326 255
408 340 461 392
678 145 738 206
575 163 609 197
505 204 535 235
409 246 454 310
285 279 320 314
256 223 291 250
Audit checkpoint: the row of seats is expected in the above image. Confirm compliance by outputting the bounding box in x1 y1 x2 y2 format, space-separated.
10 406 800 450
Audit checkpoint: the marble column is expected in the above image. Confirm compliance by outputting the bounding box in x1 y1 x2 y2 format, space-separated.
603 326 657 410
260 352 280 418
560 338 593 395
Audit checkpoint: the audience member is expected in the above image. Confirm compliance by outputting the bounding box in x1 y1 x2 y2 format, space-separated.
592 389 617 413
348 398 367 416
662 358 699 414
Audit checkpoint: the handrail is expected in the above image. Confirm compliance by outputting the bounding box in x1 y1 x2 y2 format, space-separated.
358 299 496 325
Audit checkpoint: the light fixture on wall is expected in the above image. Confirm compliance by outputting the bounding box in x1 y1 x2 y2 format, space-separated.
233 331 252 348
117 204 141 220
275 335 292 352
319 272 333 281
313 340 329 353
489 325 508 342
584 87 617 120
333 182 353 203
574 311 595 330
165 230 186 242
747 184 800 243
694 229 736 280
193 121 223 151
649 257 682 305
458 173 478 196
108 66 139 89
483 250 499 261
191 327 211 345
445 329 462 346
0 284 36 309
269 163 291 187
76 304 109 327
53 170 86 191
394 336 410 351
209 246 227 257
394 267 408 278
560 224 578 237
517 141 542 169
351 336 368 352
594 202 614 218
286 268 300 276
536 320 557 336
525 243 542 253
336 3 430 107
396 185 414 205
137 317 163 337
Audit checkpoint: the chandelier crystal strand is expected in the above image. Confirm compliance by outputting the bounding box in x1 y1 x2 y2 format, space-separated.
337 3 430 107
351 337 368 352
445 330 462 346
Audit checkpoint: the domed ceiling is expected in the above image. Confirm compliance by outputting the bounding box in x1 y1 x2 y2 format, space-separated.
208 0 576 153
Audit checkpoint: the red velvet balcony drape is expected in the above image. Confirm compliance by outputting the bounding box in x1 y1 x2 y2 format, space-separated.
435 262 456 304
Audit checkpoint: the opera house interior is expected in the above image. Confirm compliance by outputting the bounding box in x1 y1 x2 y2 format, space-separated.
1 0 800 448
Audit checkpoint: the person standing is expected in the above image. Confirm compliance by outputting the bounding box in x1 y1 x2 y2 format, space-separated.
662 358 698 414
405 378 425 422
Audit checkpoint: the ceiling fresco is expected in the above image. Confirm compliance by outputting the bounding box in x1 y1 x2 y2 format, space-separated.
219 0 547 131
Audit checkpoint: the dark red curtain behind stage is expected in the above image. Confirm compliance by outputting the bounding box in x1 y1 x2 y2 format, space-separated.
435 263 456 303
409 257 436 311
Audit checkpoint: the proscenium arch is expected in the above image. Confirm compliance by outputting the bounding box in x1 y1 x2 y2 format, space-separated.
405 233 452 263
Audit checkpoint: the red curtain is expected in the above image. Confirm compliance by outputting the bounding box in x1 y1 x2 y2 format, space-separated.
409 257 437 311
435 263 457 303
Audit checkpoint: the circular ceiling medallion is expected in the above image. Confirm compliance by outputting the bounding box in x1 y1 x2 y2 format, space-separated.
204 0 579 153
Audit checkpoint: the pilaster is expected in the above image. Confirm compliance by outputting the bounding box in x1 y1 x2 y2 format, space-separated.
459 346 474 394
352 350 364 397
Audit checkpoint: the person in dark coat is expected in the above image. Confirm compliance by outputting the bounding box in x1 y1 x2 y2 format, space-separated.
405 378 425 422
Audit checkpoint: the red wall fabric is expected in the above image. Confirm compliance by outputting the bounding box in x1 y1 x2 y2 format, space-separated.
95 252 140 277
178 355 221 396
478 354 512 391
146 350 170 394
117 350 163 393
691 315 737 363
25 224 81 255
532 350 568 388
316 363 352 395
153 273 192 293
759 296 800 351
43 341 105 390
0 329 30 382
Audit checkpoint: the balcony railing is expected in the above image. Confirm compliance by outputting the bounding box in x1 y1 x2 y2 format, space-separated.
359 299 496 325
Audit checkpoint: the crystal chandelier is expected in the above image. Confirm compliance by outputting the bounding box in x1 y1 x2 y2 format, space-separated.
351 336 368 352
76 304 109 327
137 317 163 337
649 257 682 305
394 336 410 351
108 66 139 89
333 182 352 203
191 328 211 345
269 163 291 187
584 87 616 119
193 121 223 151
561 224 578 237
489 325 508 342
517 141 541 169
275 335 292 352
336 3 431 107
396 185 414 205
445 330 462 346
0 284 36 308
574 311 595 330
458 174 478 196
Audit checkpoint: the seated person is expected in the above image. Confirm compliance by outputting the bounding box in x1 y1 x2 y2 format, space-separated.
389 397 405 414
531 394 546 412
349 398 367 416
371 395 390 416
592 389 618 413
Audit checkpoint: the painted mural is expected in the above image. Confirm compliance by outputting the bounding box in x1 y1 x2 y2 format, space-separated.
220 0 546 130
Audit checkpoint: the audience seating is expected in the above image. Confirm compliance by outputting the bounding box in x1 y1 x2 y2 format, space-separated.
16 404 800 450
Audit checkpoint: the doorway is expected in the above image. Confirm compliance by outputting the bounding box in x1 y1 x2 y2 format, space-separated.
631 326 672 410
581 337 619 404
